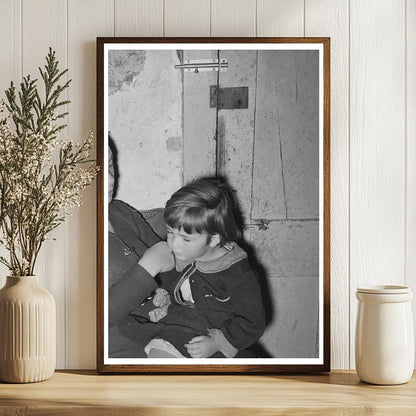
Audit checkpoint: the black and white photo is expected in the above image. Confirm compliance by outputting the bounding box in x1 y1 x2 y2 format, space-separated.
96 38 330 373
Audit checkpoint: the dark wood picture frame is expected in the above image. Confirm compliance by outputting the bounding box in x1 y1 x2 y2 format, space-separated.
97 37 330 374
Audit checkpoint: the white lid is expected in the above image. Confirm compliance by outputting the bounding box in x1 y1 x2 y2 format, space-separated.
356 285 411 294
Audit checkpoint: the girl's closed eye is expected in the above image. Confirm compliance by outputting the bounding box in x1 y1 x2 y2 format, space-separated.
167 227 190 241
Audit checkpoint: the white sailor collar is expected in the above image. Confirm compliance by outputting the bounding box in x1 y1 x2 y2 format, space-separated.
175 242 247 274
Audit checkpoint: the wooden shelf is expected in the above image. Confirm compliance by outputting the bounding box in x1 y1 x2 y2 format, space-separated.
0 370 415 415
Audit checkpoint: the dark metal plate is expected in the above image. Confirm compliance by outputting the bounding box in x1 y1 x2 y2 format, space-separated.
210 86 249 109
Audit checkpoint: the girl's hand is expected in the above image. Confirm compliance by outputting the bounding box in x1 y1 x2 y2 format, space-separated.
152 288 171 307
149 305 169 322
185 335 219 358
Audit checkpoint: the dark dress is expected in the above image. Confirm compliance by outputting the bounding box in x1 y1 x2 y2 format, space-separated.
129 243 266 358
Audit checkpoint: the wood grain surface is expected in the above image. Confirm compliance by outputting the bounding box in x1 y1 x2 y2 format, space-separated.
0 370 415 415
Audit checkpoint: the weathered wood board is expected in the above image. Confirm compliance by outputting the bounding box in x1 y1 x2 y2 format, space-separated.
252 50 319 220
248 220 319 278
183 49 217 184
252 50 286 220
217 50 257 220
259 276 320 358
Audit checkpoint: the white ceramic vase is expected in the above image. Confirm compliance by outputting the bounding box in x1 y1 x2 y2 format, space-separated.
0 276 56 383
355 285 414 385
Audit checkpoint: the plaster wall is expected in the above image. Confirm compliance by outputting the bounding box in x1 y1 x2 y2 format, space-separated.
109 49 183 209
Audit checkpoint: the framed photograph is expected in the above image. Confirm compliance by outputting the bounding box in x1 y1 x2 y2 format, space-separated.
97 37 330 373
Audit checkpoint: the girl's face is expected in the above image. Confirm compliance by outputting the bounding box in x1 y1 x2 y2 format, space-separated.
166 226 219 262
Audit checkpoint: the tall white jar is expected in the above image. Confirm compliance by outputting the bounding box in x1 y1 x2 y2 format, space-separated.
355 285 414 385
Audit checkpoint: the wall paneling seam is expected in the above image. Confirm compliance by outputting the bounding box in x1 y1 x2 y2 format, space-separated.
20 0 23 78
303 0 306 37
210 0 212 37
64 0 69 369
404 0 408 286
348 0 352 370
163 0 165 38
19 0 22 81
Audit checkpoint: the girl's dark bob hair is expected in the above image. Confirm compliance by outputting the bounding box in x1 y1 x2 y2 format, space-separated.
164 178 241 245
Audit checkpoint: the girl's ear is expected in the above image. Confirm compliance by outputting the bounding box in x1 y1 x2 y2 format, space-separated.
208 234 221 248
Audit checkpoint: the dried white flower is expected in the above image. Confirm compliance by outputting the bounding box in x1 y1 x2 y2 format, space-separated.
0 49 97 276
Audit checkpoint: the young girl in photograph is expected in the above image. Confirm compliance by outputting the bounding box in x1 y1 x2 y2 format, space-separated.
136 178 265 358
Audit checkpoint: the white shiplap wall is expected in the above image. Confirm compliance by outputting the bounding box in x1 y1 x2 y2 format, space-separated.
0 0 414 370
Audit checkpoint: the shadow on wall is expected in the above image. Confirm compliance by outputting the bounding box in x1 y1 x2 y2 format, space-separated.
238 239 274 358
215 173 274 358
108 133 119 199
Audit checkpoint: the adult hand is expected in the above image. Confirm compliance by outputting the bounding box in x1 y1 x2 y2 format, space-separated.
138 241 175 277
185 335 219 358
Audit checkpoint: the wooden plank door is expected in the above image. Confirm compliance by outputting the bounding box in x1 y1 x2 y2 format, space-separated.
183 50 217 183
183 49 320 358
250 50 320 358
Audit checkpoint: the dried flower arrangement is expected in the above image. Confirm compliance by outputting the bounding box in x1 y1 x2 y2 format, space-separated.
0 48 96 276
